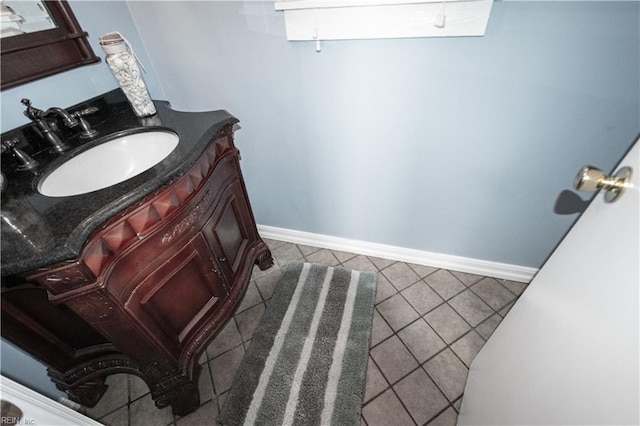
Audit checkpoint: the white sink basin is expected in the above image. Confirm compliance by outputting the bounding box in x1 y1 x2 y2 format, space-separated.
38 131 179 197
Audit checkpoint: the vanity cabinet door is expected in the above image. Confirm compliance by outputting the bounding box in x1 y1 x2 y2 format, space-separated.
124 233 228 359
201 180 254 285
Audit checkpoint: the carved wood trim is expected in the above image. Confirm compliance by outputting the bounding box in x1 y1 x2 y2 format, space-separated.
161 190 212 245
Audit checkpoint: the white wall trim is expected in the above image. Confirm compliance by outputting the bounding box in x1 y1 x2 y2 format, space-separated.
258 225 538 283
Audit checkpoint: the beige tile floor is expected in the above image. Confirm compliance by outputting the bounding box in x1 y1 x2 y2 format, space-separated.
82 238 527 426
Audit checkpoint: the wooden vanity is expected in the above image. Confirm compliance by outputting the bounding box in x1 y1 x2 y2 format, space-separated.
1 92 273 416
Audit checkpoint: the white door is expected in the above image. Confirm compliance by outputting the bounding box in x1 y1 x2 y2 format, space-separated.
459 140 639 425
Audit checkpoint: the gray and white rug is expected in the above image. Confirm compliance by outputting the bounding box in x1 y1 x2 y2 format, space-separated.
218 262 377 426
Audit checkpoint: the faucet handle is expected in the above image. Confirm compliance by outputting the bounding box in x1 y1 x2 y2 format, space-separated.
72 106 99 138
1 138 38 171
73 106 99 117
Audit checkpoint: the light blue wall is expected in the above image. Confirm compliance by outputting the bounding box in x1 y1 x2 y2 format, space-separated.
0 1 161 400
0 342 64 399
127 0 639 268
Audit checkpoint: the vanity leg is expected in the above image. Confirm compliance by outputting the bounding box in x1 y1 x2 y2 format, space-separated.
141 360 202 417
255 241 274 271
48 369 108 408
159 381 201 417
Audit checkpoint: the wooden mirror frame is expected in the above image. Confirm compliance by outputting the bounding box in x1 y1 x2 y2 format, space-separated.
1 0 100 90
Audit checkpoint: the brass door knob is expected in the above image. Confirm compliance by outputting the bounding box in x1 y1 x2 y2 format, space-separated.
574 165 632 203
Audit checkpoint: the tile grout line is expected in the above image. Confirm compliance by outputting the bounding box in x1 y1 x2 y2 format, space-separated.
367 302 454 424
366 263 502 424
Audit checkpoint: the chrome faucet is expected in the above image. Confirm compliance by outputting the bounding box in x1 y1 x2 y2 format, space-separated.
21 99 98 152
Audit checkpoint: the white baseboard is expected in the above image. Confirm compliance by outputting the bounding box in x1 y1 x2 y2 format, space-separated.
257 225 537 283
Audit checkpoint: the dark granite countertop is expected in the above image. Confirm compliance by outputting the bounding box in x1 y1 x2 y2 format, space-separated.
1 89 238 277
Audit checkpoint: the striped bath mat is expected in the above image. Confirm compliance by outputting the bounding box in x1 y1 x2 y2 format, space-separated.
218 262 377 426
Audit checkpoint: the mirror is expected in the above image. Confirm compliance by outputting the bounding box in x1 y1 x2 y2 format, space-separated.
1 1 56 38
0 0 99 90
